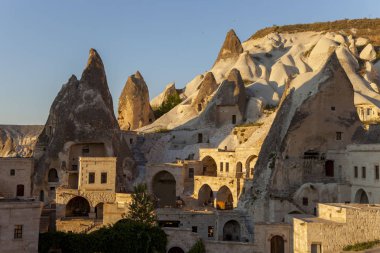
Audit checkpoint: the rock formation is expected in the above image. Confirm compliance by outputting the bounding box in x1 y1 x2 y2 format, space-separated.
118 71 155 130
33 49 134 196
150 82 178 109
213 29 243 65
359 44 377 62
191 72 218 112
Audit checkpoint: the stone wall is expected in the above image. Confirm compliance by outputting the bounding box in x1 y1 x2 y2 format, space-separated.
0 158 33 198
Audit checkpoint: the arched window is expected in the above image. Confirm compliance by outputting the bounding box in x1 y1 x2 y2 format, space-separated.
48 168 59 182
223 220 240 241
152 171 176 208
16 185 24 197
202 156 217 177
216 186 233 210
65 196 90 217
271 235 285 253
354 189 369 204
198 184 214 207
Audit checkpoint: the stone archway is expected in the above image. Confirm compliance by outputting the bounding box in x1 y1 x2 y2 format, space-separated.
198 184 214 207
168 247 184 253
245 155 257 178
202 156 217 176
65 196 90 217
236 162 243 178
271 235 285 253
152 171 176 208
95 202 104 220
355 189 369 204
223 220 241 241
216 186 233 210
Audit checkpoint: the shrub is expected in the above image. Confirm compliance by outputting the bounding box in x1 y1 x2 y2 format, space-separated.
153 93 182 118
188 240 206 253
343 239 380 251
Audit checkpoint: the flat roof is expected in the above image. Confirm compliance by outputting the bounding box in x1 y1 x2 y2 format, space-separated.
323 203 380 210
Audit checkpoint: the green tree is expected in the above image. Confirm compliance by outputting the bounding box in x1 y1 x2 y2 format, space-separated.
188 240 206 253
153 93 182 118
125 183 157 225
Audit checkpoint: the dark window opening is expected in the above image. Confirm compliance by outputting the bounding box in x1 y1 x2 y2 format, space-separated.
16 184 24 197
39 190 44 201
14 225 23 239
303 151 319 160
232 115 236 124
188 168 194 179
354 166 358 178
336 132 342 140
226 162 229 172
325 160 334 177
220 162 223 172
331 106 335 111
208 226 214 237
82 145 90 154
302 197 308 206
198 133 203 143
158 220 180 228
197 104 202 112
10 169 15 176
376 166 379 180
101 172 107 184
362 167 366 179
72 165 78 171
311 243 322 253
192 226 197 233
89 172 95 184
129 138 133 144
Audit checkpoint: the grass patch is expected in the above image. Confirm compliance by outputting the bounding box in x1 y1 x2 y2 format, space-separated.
343 239 380 251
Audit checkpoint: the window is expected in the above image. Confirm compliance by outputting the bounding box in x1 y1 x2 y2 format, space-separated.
362 167 366 179
192 226 197 233
331 106 335 111
198 133 203 143
16 185 24 197
375 166 379 180
10 169 15 176
197 104 202 112
129 138 133 144
302 197 309 206
354 166 358 178
14 225 23 239
311 243 322 253
89 172 95 184
101 173 107 184
226 162 229 172
367 108 372 116
220 162 223 172
232 115 237 124
188 168 194 179
336 132 342 140
72 164 78 171
208 226 214 237
82 145 90 154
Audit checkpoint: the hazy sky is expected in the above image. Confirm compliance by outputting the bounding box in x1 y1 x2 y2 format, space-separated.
0 0 379 124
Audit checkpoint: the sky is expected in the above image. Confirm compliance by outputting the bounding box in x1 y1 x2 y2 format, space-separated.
0 0 379 125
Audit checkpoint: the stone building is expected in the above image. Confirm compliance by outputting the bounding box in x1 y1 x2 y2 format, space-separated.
0 158 34 198
356 103 380 123
0 199 42 253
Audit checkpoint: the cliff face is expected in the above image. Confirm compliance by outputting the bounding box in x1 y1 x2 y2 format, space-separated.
33 49 134 195
118 71 155 130
0 125 43 157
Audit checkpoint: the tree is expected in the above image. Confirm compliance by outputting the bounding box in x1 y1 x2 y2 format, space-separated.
125 183 157 225
153 93 182 119
188 240 206 253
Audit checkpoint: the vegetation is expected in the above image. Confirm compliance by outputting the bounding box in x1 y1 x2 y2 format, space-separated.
153 93 182 119
343 239 380 251
38 219 167 253
188 240 206 253
248 18 380 46
124 183 157 225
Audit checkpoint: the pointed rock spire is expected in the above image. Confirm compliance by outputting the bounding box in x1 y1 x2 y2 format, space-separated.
192 72 218 111
213 29 243 66
118 71 155 130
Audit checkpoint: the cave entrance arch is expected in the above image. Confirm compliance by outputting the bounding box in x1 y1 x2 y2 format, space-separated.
198 184 214 207
65 196 90 217
271 235 285 253
48 168 59 182
355 189 369 204
245 155 257 178
216 186 233 210
202 156 217 176
223 220 240 241
168 247 184 253
152 171 176 208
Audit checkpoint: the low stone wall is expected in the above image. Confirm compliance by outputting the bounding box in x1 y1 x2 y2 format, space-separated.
56 219 94 233
205 240 256 253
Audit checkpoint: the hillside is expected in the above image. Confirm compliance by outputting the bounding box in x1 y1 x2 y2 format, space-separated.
248 18 380 48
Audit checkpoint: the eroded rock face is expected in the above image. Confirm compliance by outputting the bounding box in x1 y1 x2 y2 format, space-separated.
118 71 155 130
0 125 43 157
359 44 377 62
150 82 178 109
191 72 218 112
34 49 134 196
213 29 243 65
215 68 247 115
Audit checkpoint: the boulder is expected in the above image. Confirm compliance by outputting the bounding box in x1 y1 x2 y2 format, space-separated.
118 71 155 130
359 44 377 62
